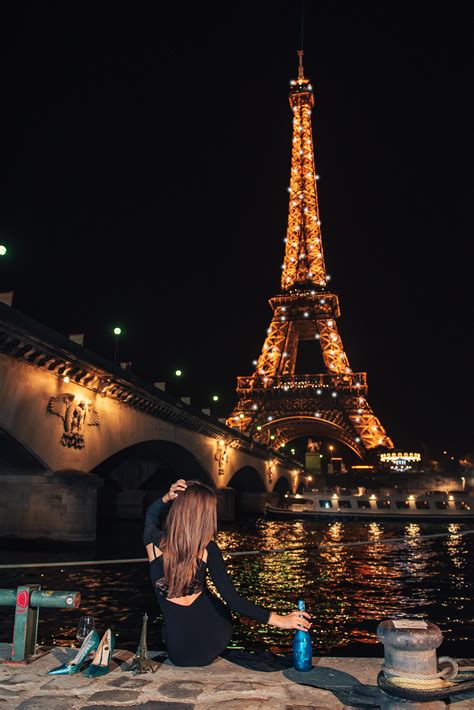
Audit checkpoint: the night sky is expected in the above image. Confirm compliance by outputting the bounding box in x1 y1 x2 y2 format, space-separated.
0 2 472 456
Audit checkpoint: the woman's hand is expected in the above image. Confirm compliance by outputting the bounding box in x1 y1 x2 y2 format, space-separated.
163 479 187 504
268 610 311 631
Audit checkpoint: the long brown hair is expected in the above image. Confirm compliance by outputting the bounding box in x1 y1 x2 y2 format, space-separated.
160 480 217 598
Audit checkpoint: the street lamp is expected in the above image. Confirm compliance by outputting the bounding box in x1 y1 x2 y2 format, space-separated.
0 245 6 257
175 369 182 377
212 395 219 402
113 326 122 361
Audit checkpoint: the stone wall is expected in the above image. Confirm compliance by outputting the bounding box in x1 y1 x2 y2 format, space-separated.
0 470 101 542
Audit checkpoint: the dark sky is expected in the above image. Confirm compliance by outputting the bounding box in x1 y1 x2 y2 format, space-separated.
0 2 472 455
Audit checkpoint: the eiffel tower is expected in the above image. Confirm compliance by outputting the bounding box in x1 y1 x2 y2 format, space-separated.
228 52 393 458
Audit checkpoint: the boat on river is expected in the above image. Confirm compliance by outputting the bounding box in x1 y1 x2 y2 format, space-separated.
265 491 474 522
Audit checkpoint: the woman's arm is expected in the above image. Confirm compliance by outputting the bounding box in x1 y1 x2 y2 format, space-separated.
143 497 170 547
206 541 270 623
207 541 312 631
143 479 187 546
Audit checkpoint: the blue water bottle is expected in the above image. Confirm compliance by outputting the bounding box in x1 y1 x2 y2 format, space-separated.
292 599 312 671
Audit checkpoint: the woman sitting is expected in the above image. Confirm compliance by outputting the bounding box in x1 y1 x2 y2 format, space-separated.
143 479 311 667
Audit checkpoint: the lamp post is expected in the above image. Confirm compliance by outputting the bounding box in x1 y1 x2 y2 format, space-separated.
113 326 122 361
0 245 14 306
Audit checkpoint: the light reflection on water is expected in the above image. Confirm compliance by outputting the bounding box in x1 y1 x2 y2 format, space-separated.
0 518 473 656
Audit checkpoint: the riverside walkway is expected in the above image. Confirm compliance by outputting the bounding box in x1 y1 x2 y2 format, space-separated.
1 645 474 709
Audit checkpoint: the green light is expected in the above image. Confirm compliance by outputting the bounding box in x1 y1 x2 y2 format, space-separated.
212 395 219 402
280 443 286 447
175 369 182 377
257 425 262 431
0 245 6 256
270 435 275 440
291 448 296 455
113 327 122 336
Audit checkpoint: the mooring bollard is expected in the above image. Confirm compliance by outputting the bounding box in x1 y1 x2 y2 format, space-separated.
0 585 81 663
377 619 443 677
376 619 458 709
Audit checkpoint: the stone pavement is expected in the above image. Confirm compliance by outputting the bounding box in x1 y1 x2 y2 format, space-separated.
0 644 474 709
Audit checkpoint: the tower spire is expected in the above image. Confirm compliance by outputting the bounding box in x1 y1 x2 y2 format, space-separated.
297 49 305 81
282 54 326 291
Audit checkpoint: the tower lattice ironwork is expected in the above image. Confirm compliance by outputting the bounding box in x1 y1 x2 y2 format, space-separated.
227 52 393 458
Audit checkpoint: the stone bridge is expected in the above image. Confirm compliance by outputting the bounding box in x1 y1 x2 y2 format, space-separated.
0 303 304 541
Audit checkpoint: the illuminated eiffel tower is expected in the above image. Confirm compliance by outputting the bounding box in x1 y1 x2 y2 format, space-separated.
228 52 393 458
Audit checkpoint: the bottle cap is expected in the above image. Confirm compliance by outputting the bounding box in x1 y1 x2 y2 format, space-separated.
297 599 305 611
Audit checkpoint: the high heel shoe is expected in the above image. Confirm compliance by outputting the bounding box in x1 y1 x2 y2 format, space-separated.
82 629 115 678
48 629 100 675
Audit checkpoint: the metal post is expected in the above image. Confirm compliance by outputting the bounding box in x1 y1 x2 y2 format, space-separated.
12 586 40 662
0 586 81 663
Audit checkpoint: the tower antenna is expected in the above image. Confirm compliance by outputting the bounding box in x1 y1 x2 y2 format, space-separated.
297 49 305 81
300 0 305 51
298 0 305 80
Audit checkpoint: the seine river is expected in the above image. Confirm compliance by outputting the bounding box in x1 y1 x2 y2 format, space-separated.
1 517 473 658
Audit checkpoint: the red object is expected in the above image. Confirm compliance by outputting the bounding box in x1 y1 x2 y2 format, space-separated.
16 589 29 614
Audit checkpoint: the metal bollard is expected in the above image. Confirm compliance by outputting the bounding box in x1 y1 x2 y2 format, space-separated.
377 619 443 677
377 619 454 709
0 585 80 663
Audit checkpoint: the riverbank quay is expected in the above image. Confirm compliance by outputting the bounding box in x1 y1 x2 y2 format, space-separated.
1 645 474 709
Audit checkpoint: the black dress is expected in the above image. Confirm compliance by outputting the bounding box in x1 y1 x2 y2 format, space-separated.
143 497 270 666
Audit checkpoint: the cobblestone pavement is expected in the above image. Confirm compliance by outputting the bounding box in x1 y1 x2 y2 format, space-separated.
0 645 473 709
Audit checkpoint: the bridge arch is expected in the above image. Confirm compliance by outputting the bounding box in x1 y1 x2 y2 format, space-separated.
272 475 291 494
0 426 49 472
226 465 268 516
261 416 363 458
226 465 266 492
93 439 212 487
92 439 213 519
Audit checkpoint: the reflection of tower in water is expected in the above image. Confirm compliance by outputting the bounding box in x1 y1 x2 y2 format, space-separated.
444 524 468 634
213 519 472 654
446 523 466 575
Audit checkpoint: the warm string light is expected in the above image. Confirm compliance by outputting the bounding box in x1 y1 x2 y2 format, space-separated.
281 80 326 289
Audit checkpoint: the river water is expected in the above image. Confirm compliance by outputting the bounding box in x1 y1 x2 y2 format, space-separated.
1 517 473 658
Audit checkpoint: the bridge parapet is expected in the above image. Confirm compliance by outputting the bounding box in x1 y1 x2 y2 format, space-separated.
0 303 298 470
